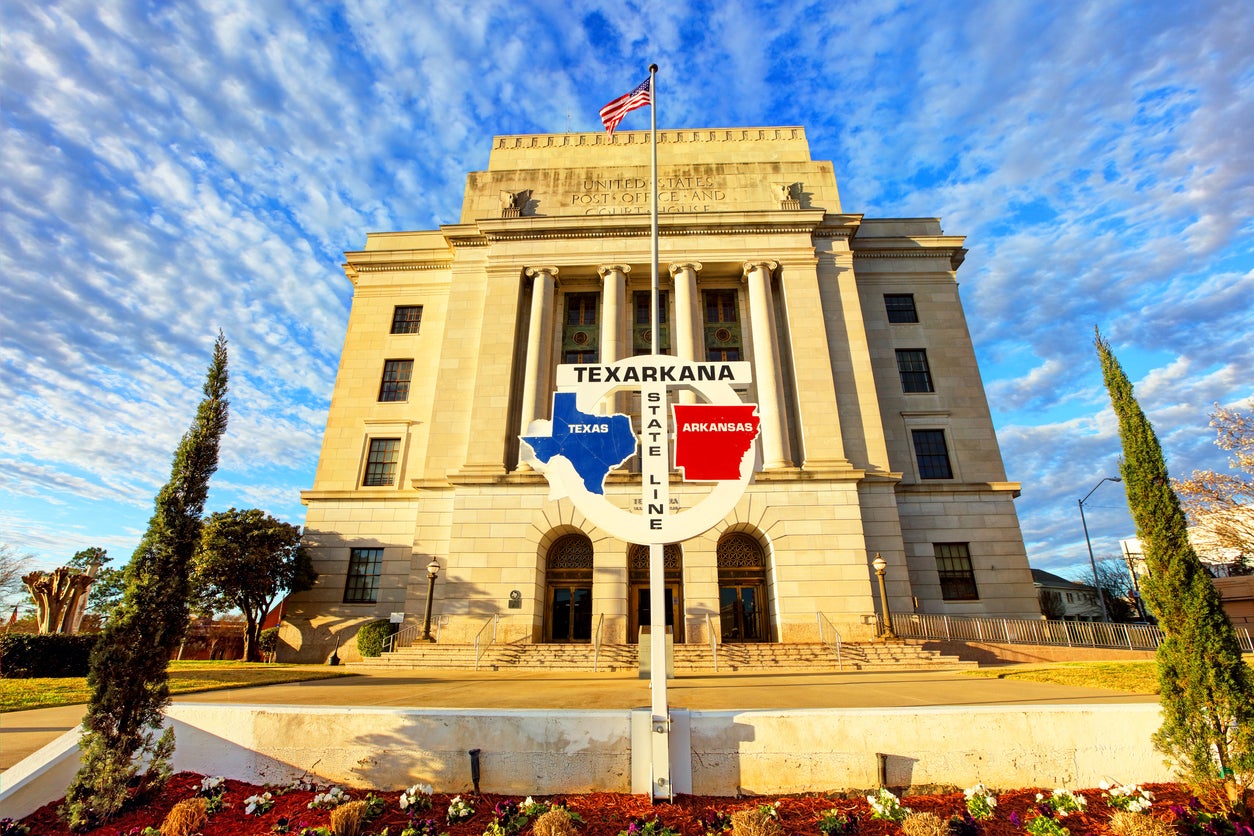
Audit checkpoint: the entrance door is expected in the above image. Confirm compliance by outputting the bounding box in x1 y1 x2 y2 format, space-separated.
719 584 765 642
545 533 594 643
717 532 770 642
630 584 683 643
548 586 592 642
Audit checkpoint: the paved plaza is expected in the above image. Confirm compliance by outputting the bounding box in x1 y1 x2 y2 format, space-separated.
0 665 1158 773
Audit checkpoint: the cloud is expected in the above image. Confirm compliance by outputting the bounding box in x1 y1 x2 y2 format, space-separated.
1 0 1250 578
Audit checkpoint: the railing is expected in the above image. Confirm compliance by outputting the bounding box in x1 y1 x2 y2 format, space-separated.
816 612 843 671
592 613 605 672
472 614 500 671
706 613 719 672
383 622 420 654
888 612 1254 654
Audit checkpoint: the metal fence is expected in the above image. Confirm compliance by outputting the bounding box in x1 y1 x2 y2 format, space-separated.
888 612 1254 654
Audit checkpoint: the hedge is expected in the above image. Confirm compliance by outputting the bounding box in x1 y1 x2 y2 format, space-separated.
356 619 392 657
0 633 100 678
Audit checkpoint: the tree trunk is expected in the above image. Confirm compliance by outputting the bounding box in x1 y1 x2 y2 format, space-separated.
243 611 260 662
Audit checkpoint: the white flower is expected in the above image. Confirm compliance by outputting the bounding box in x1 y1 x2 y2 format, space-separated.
400 782 434 811
200 775 225 794
310 786 349 810
1043 788 1086 817
244 791 274 815
1104 782 1153 813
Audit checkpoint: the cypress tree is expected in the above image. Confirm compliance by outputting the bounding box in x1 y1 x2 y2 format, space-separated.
62 333 229 829
1095 330 1253 812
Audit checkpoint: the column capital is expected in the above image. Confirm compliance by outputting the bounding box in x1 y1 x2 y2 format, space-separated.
525 266 559 279
668 261 703 276
741 260 779 280
597 264 631 279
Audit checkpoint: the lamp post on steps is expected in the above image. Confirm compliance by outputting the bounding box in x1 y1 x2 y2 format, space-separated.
421 558 440 642
872 554 897 640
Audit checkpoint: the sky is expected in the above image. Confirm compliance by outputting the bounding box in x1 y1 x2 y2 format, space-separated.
2 0 1251 593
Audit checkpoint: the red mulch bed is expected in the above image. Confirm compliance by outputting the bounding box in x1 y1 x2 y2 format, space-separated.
13 773 1219 836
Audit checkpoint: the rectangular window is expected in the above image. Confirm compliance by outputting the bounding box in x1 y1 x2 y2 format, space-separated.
633 290 670 355
912 429 953 479
935 543 978 601
344 547 383 603
702 289 742 361
896 349 934 392
362 438 401 486
378 359 413 402
562 293 600 364
704 289 738 323
391 306 423 334
634 290 669 325
566 293 598 326
884 294 918 323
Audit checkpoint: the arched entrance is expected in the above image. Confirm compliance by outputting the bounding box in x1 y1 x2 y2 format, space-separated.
545 533 593 642
717 532 769 642
627 544 683 643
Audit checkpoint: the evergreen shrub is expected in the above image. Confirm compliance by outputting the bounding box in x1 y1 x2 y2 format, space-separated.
356 620 392 657
0 633 98 678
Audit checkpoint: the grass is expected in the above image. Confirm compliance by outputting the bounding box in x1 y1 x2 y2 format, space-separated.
0 661 354 712
962 660 1162 693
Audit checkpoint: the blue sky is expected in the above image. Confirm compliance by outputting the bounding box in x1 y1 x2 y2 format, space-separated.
2 0 1251 590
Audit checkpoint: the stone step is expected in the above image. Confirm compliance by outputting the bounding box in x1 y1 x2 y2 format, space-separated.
350 640 975 673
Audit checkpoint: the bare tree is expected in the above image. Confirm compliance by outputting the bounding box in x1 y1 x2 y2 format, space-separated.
1175 401 1254 573
1 543 35 605
1038 588 1066 619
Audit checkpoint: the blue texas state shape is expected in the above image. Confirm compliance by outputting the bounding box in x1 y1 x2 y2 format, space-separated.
521 392 637 494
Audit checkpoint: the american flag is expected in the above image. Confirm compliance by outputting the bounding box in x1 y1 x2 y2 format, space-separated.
599 77 652 135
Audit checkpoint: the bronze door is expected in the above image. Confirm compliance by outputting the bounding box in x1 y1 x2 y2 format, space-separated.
719 584 765 642
547 585 592 642
629 584 683 643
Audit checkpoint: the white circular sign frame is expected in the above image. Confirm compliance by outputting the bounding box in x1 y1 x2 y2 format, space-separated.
521 356 758 544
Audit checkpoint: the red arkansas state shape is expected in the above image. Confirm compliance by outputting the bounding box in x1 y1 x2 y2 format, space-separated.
672 404 761 481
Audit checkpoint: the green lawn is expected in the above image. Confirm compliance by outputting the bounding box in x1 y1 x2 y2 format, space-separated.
0 661 354 712
962 660 1162 693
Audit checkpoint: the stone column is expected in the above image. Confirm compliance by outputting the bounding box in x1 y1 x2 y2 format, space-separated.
669 262 702 405
598 264 629 414
668 262 701 361
743 260 789 469
520 266 558 435
597 264 629 363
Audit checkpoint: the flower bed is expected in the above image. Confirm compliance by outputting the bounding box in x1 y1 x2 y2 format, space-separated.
8 772 1244 836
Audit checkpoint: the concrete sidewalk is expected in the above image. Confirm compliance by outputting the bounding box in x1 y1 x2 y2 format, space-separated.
1 666 1158 772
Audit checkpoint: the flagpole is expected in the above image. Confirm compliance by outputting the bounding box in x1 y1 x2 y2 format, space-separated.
645 62 671 799
649 63 659 356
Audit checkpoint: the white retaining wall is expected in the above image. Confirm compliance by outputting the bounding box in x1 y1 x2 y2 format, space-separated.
0 703 1171 820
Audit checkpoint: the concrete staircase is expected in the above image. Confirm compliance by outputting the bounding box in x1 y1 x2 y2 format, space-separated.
350 640 974 673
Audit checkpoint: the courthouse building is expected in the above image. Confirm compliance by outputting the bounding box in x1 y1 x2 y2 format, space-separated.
279 126 1041 662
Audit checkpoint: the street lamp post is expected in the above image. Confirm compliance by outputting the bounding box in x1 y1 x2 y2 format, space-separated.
871 554 897 639
1079 476 1121 622
421 558 440 642
1123 554 1147 620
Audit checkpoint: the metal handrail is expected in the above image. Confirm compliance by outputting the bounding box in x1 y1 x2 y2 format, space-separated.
706 613 719 672
816 612 843 670
592 613 605 672
384 622 420 654
472 614 500 671
883 612 1254 654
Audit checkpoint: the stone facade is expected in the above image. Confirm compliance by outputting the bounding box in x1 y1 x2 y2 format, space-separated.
280 126 1041 662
